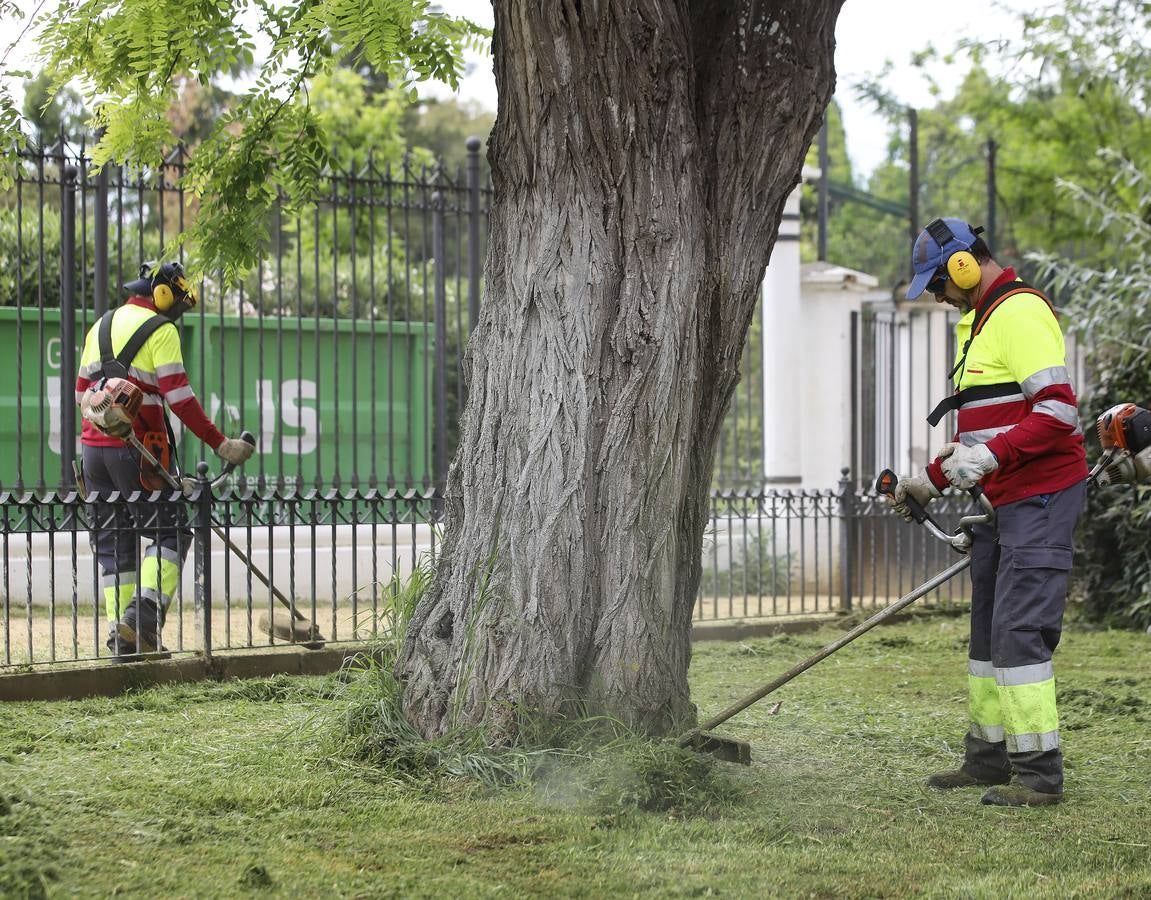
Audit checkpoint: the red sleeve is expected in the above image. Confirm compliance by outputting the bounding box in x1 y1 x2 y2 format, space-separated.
157 368 225 450
925 459 950 491
170 394 226 450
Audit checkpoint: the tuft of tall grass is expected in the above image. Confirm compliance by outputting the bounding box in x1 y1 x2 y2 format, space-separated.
322 553 745 815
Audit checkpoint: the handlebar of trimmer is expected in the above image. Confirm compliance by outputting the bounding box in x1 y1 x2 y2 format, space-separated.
126 430 256 494
209 431 257 491
875 468 996 550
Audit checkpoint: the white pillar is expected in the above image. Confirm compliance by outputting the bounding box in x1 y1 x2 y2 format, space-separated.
760 184 804 486
797 267 875 487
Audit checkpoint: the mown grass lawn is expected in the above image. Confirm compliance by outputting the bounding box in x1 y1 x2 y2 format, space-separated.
2 616 1149 898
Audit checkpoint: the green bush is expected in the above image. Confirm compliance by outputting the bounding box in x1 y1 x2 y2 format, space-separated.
1034 152 1151 628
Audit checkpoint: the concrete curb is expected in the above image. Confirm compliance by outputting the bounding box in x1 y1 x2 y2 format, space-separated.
1 613 890 703
691 615 841 643
0 646 371 703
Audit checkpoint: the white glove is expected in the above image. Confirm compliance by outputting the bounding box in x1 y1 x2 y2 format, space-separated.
1100 446 1151 486
217 437 255 466
941 443 998 490
887 471 941 522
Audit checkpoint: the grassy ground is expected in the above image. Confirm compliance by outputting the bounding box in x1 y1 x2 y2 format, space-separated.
1 616 1149 898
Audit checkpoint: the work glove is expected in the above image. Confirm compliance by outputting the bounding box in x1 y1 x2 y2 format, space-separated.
1100 446 1151 486
216 437 256 467
941 443 998 490
886 471 941 522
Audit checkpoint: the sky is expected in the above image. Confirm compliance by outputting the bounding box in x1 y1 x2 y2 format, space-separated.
0 0 1033 180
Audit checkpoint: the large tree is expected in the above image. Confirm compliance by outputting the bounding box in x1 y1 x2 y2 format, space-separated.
398 1 843 739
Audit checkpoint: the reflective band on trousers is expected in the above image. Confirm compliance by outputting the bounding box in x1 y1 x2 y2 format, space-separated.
968 658 1001 736
996 662 1060 752
102 577 136 622
142 546 181 602
968 658 1060 753
1007 729 1061 753
969 723 1005 743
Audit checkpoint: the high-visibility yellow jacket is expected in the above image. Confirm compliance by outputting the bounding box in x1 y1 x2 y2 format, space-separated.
75 297 225 450
927 268 1087 505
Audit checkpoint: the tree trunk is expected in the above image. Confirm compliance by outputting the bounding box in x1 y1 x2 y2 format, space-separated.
400 0 843 739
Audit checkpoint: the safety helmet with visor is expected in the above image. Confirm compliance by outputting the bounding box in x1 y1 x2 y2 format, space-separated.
123 260 198 321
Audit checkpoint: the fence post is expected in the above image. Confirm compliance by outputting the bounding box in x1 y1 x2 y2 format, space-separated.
59 163 78 491
431 191 448 521
466 136 482 335
838 466 854 612
986 138 997 255
93 155 109 317
817 122 828 262
193 462 213 659
908 108 919 243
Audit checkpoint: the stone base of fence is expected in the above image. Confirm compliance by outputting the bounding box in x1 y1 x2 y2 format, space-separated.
0 609 946 702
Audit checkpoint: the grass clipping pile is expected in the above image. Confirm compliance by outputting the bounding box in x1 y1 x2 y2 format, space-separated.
321 655 744 817
316 560 745 816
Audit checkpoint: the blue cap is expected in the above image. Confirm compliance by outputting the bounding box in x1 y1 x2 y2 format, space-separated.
906 218 981 299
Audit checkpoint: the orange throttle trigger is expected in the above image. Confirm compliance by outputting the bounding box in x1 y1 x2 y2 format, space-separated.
875 469 899 497
874 468 929 525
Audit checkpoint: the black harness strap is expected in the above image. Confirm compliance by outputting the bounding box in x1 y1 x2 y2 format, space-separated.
97 309 175 381
928 382 1024 427
94 309 181 468
929 280 1056 427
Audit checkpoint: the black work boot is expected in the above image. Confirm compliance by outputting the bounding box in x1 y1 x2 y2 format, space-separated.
118 598 167 654
981 780 1063 807
927 766 1012 789
105 626 137 659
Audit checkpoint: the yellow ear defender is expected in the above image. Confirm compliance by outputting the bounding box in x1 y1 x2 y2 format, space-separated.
147 262 194 312
947 249 981 290
927 219 983 291
153 282 175 310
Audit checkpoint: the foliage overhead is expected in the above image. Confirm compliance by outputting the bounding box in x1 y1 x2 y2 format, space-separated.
13 0 487 283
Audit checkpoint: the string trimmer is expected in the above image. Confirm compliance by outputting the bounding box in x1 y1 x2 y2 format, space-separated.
81 376 325 649
678 475 994 764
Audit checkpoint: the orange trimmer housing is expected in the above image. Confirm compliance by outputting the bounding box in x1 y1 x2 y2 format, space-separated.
1096 403 1151 453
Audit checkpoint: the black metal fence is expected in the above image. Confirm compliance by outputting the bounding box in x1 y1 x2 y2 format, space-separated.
0 134 985 672
1 470 977 668
2 134 494 495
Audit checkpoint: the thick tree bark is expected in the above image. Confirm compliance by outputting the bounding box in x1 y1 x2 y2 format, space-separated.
400 0 843 739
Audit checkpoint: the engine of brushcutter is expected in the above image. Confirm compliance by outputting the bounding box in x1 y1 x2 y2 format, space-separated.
1091 403 1151 484
1097 403 1151 455
80 377 144 439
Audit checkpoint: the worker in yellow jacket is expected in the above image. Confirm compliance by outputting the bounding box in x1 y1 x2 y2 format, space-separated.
887 218 1087 807
76 261 254 657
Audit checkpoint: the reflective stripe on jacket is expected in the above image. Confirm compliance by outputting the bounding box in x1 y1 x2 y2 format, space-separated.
927 274 1087 505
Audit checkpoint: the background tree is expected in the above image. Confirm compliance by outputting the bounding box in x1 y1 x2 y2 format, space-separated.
830 0 1151 293
21 71 87 139
1032 154 1151 629
397 0 844 739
